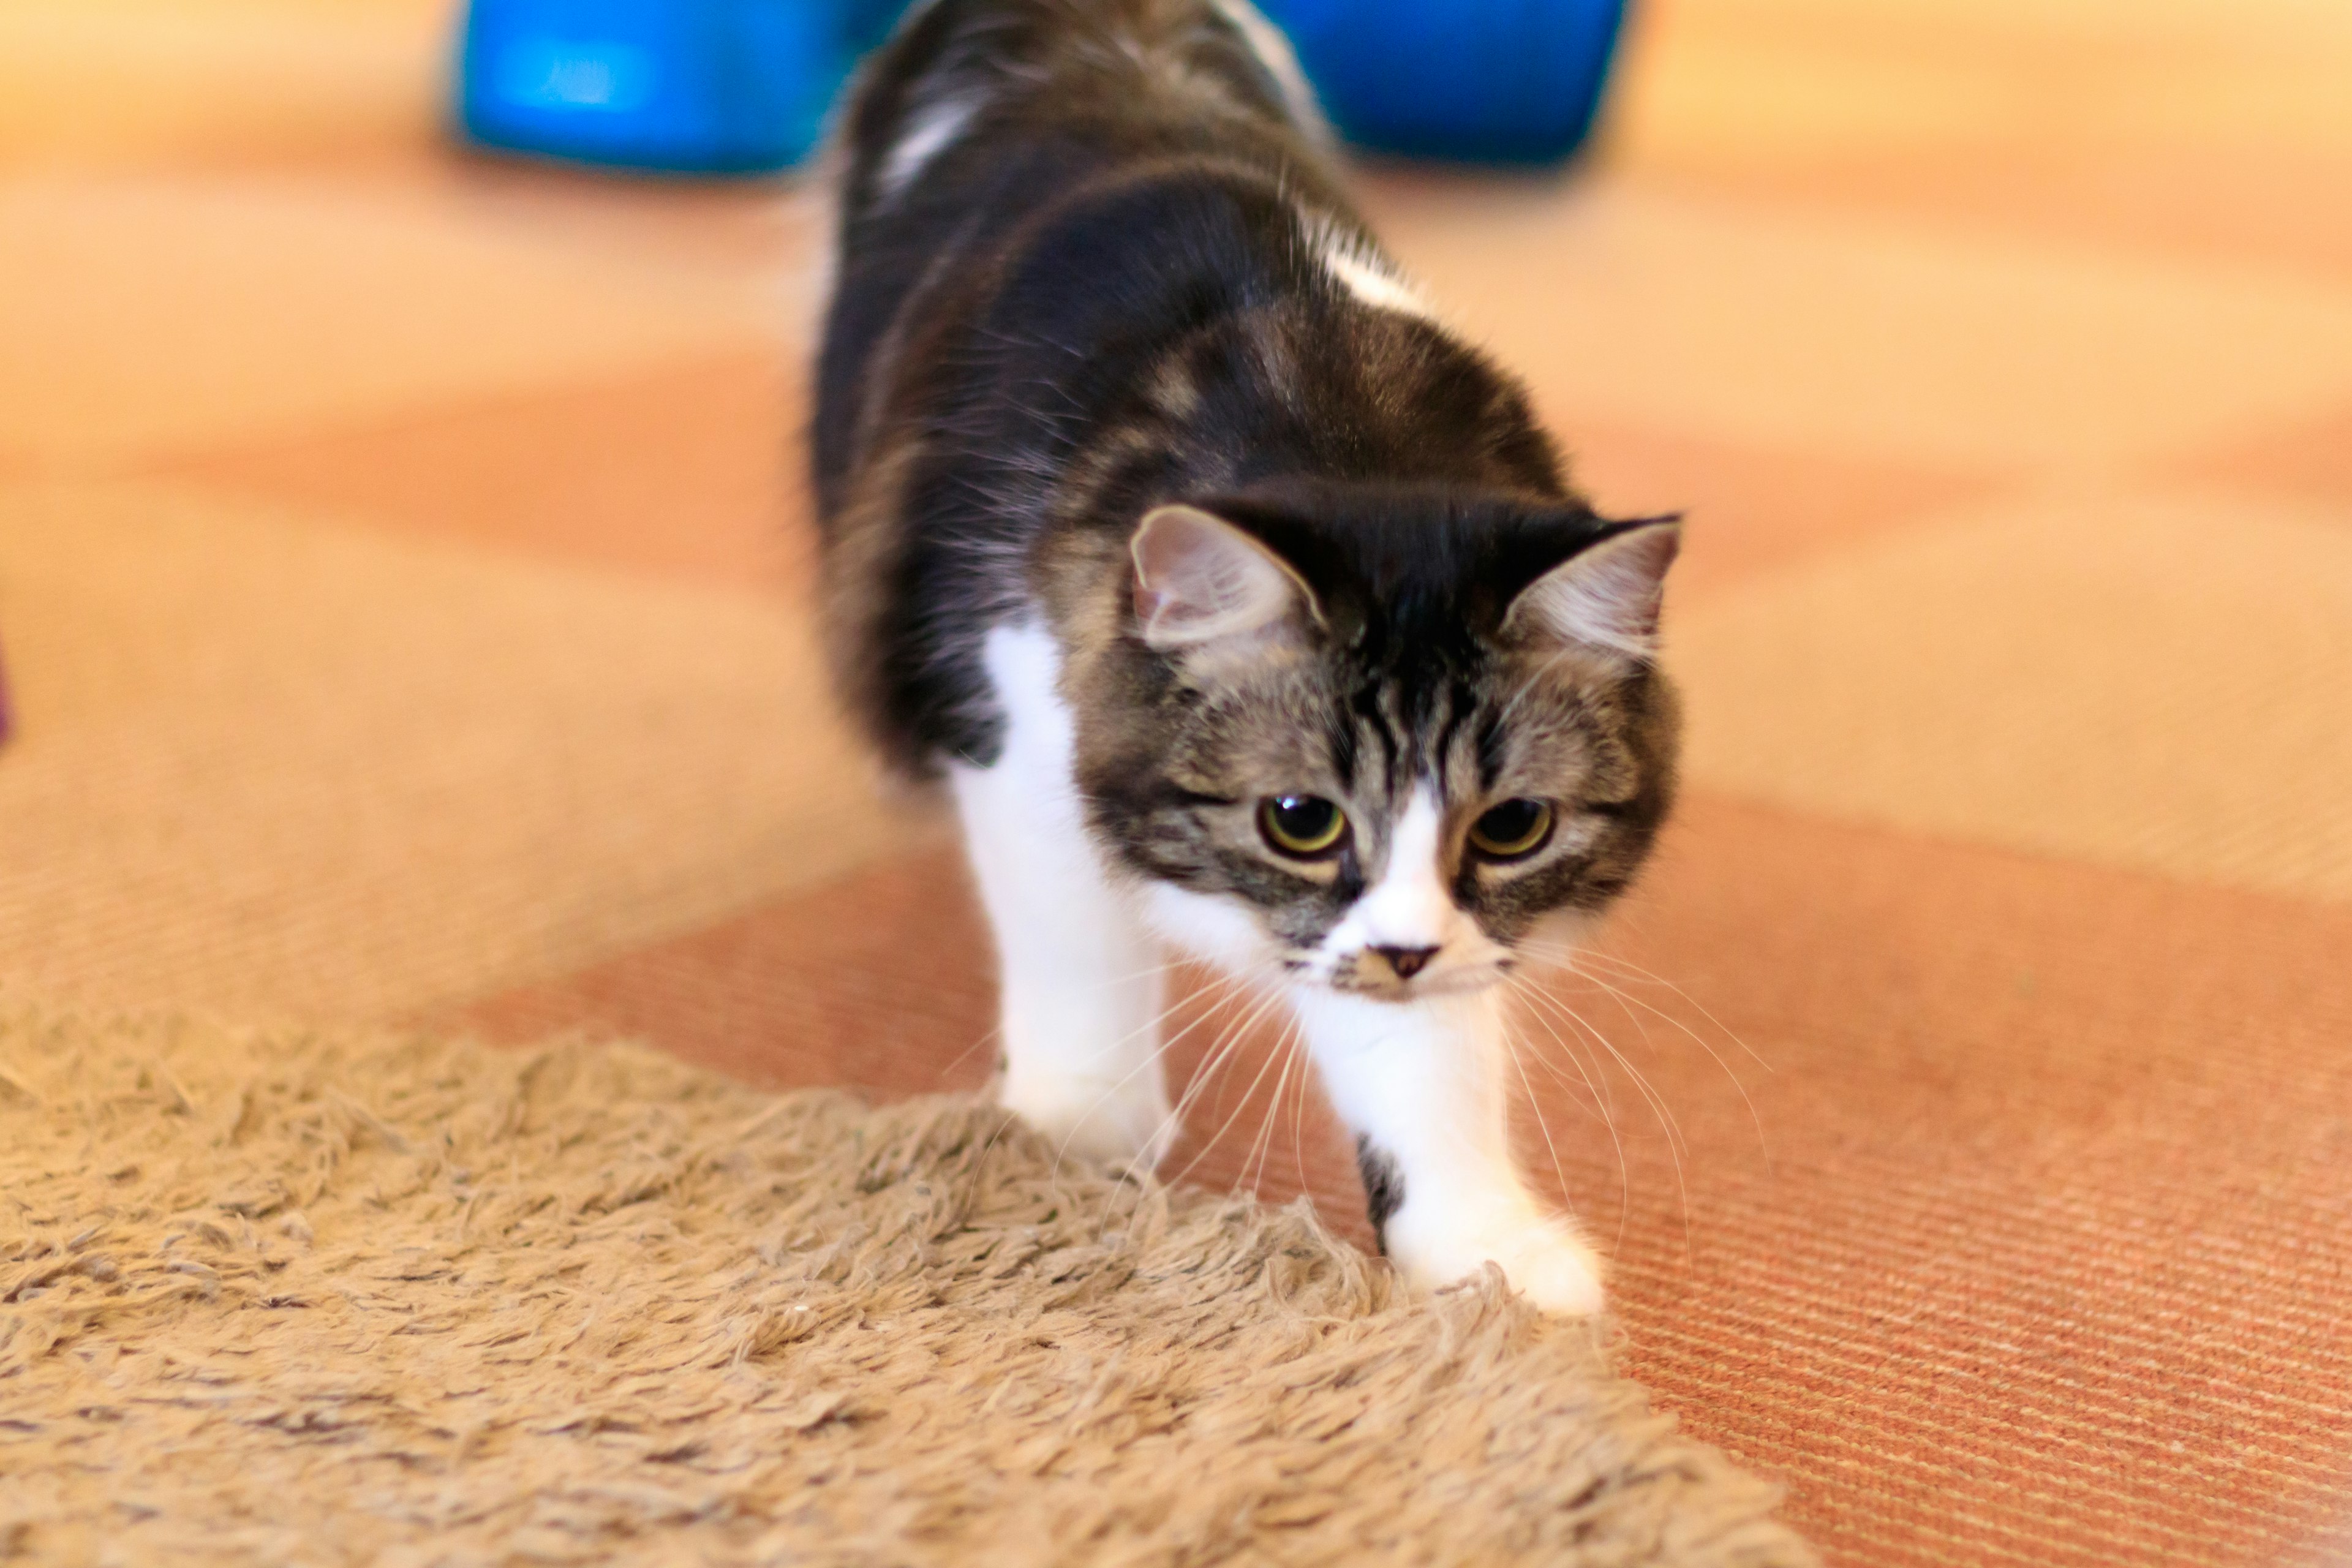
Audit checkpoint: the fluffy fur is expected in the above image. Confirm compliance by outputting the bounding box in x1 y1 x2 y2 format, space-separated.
814 0 1681 1314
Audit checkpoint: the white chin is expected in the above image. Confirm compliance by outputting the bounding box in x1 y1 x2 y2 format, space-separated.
1415 967 1506 997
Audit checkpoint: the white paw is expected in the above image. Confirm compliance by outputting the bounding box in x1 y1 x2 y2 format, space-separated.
1001 1069 1174 1172
1386 1197 1607 1316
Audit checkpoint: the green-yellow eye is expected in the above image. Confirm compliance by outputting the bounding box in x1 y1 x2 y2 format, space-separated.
1259 794 1347 858
1469 798 1554 860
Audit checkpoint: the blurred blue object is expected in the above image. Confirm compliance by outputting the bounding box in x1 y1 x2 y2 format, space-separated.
1262 0 1628 165
454 0 1629 175
457 0 857 172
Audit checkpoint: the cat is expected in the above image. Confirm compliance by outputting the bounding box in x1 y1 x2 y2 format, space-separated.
813 0 1679 1314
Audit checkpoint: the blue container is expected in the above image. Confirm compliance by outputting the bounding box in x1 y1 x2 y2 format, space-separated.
454 0 1629 175
457 0 854 173
1261 0 1629 164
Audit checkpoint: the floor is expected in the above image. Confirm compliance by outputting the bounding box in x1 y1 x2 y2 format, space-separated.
5 1 2352 1563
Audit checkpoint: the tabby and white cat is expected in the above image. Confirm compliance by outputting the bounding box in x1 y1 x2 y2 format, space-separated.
814 0 1680 1314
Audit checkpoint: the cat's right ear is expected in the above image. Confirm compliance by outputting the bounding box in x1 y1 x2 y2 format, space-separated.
1131 505 1320 651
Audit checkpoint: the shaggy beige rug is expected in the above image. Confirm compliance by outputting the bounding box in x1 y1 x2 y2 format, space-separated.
0 1005 1814 1566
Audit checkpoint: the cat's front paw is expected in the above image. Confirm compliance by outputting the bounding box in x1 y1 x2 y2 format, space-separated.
1386 1197 1606 1316
1001 1069 1174 1173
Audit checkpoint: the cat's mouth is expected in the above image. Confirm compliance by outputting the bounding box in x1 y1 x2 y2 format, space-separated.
1289 950 1508 1001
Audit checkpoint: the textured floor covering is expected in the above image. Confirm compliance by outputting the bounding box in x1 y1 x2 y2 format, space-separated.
3 1 2351 1564
0 1006 1810 1567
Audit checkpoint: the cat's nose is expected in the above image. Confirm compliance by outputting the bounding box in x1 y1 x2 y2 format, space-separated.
1372 944 1439 981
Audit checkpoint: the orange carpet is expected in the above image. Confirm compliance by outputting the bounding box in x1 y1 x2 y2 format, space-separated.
5 1 2351 1563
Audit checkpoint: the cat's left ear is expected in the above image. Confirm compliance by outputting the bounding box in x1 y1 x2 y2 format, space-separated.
1504 518 1681 661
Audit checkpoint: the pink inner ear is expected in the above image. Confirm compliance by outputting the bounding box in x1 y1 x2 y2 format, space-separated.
1130 505 1312 647
1512 521 1681 658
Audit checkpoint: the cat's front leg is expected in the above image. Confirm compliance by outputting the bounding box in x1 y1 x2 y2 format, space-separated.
1295 987 1604 1315
951 624 1175 1171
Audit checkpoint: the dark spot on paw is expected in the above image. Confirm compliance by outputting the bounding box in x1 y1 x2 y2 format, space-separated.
1354 1134 1405 1253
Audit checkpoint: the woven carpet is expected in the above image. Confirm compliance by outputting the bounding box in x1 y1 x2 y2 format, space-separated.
0 1005 1808 1567
4 0 2352 1563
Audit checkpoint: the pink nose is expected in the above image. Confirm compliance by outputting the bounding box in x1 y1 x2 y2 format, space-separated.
1372 945 1438 980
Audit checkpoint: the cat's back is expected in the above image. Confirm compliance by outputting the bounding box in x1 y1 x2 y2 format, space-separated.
814 0 1340 511
835 0 1321 226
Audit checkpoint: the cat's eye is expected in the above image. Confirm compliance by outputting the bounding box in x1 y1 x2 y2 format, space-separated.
1259 794 1348 858
1469 798 1554 861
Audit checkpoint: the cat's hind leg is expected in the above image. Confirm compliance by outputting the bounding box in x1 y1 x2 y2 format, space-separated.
949 623 1175 1170
1297 987 1605 1315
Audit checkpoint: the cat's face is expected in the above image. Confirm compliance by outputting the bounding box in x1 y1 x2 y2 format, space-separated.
1075 489 1680 1001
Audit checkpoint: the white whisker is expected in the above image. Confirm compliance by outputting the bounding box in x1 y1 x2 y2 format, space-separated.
1512 978 1692 1253
1518 937 1771 1162
1505 977 1630 1245
1163 982 1298 1193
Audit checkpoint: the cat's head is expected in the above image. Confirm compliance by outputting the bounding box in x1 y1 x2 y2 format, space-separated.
1071 481 1681 1001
